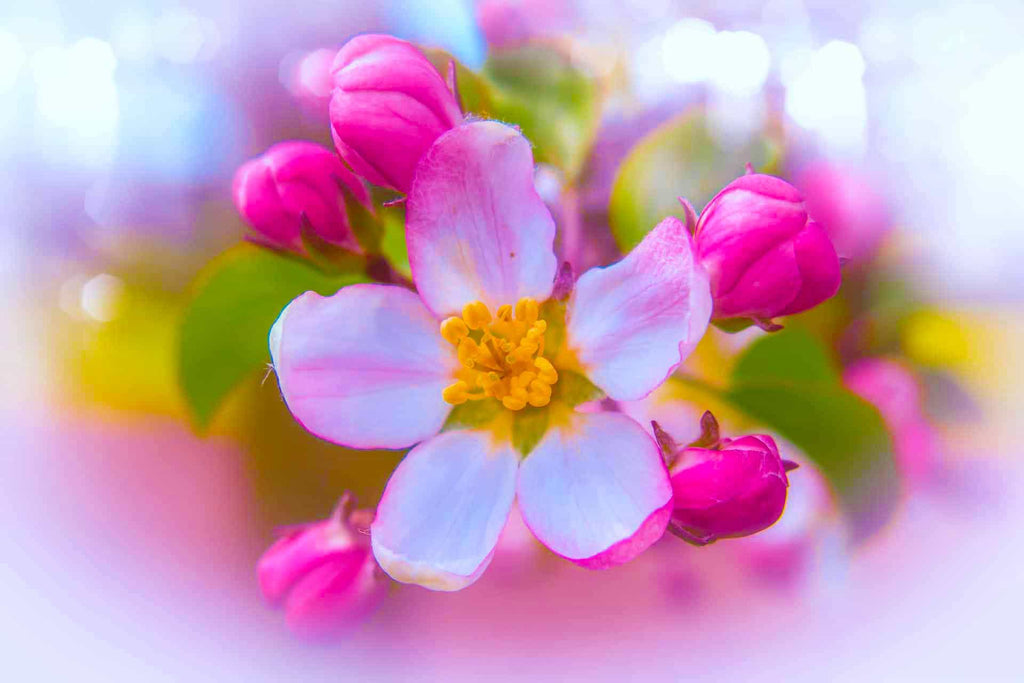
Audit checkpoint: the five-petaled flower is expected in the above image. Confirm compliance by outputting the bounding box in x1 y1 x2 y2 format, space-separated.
269 121 713 590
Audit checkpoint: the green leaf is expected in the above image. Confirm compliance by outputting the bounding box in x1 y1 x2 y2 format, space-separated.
730 328 839 386
553 370 605 408
512 407 549 456
700 330 901 541
379 205 411 279
443 398 503 431
609 108 783 252
179 244 368 430
483 44 599 180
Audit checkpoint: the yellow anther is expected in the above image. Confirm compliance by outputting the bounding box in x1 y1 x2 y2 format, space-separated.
502 395 527 411
462 301 492 330
515 297 539 324
534 357 558 384
526 320 547 338
441 299 559 412
506 346 535 365
440 317 469 345
527 393 551 408
442 381 471 405
529 378 552 396
515 371 537 387
457 338 479 368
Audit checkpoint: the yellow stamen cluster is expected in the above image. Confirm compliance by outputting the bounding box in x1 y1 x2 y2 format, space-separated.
440 298 557 411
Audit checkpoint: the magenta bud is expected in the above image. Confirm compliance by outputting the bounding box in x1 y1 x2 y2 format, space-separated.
669 433 791 544
232 141 370 255
329 34 463 193
257 497 387 638
694 173 841 323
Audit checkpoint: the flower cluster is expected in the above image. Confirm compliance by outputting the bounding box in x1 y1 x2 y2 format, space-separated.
232 33 848 631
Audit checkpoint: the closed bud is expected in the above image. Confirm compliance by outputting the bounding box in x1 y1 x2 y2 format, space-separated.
329 34 463 193
232 141 370 254
694 173 841 324
668 433 792 545
257 496 387 638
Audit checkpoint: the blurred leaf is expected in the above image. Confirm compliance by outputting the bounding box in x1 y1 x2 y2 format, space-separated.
422 47 495 118
719 331 899 540
217 372 404 528
609 108 782 252
380 205 411 279
179 244 368 431
344 186 385 254
483 44 599 179
731 328 839 386
513 407 549 456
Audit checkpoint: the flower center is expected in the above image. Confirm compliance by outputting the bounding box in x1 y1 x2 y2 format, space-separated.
440 298 558 411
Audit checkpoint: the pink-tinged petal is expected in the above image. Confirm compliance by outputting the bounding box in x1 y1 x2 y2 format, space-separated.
371 430 518 591
406 121 558 316
270 284 454 450
566 217 712 401
517 412 672 567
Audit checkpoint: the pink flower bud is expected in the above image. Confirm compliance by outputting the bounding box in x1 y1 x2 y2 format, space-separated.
329 34 463 193
257 497 387 638
694 173 841 323
232 141 369 254
668 433 792 544
795 160 891 265
844 358 941 486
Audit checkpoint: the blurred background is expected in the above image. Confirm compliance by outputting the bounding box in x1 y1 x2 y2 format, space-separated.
2 0 1022 679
